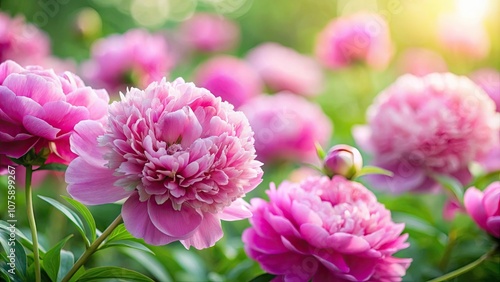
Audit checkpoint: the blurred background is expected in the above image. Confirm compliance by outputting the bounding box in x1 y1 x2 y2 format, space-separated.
0 0 499 281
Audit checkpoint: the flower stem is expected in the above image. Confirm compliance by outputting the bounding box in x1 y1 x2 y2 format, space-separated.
428 245 498 282
61 214 123 282
25 165 41 282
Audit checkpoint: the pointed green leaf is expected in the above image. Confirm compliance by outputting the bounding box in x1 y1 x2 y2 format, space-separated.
34 163 67 172
42 235 73 282
120 248 172 282
0 221 46 254
355 165 394 178
62 196 96 243
101 240 154 255
315 142 326 160
57 250 74 282
430 173 464 202
76 266 154 281
249 273 276 282
106 224 135 243
38 196 88 245
0 230 27 280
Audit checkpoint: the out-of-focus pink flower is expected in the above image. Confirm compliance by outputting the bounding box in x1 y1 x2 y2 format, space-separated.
437 14 490 60
178 13 239 53
243 176 411 281
315 12 393 70
66 78 263 249
246 43 324 96
239 93 332 164
0 60 109 165
354 73 499 193
194 56 262 108
323 144 363 179
0 12 50 66
82 29 173 93
464 182 500 238
442 198 463 221
396 48 447 77
470 68 500 112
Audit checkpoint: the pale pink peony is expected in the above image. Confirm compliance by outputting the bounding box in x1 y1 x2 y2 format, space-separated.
0 60 109 165
315 12 393 70
437 14 490 60
243 176 411 281
178 13 239 53
354 73 499 193
66 78 263 249
464 182 500 238
0 12 50 66
396 48 447 77
194 56 263 108
82 29 173 93
246 43 324 96
239 93 332 163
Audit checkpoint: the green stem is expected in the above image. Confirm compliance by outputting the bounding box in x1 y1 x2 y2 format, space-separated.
428 245 498 282
61 214 123 282
25 165 41 282
439 229 457 271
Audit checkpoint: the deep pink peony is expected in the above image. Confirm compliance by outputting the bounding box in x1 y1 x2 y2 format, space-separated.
194 56 263 108
179 13 239 53
82 29 174 93
0 60 109 164
354 73 499 193
464 182 500 238
243 176 411 281
246 43 324 97
437 14 490 60
315 12 393 70
66 78 263 249
239 93 332 163
0 12 50 66
396 48 447 77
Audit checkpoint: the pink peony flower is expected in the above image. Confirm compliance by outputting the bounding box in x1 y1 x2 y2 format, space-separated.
464 182 500 238
354 73 499 193
0 60 109 165
194 56 263 108
243 176 411 281
437 14 490 60
396 48 447 77
82 29 174 93
470 68 500 112
178 13 239 53
0 12 50 66
239 93 332 163
315 12 393 70
246 43 324 97
66 78 263 249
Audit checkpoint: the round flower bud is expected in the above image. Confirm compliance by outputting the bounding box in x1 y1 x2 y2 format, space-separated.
323 145 363 179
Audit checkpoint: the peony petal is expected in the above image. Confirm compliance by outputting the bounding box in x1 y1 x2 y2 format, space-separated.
300 223 329 248
483 182 500 216
486 216 500 238
23 115 59 139
220 198 252 221
147 199 202 238
464 187 488 230
66 157 131 205
327 233 370 254
242 228 288 254
292 201 322 226
180 212 223 249
122 192 179 245
70 120 108 167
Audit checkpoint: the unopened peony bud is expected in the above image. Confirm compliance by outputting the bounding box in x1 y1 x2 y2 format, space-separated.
323 145 363 179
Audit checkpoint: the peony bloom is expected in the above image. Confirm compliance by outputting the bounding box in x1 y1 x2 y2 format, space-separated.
178 13 239 53
246 43 324 97
194 56 263 108
239 93 332 163
82 29 174 93
464 182 500 238
66 78 263 249
0 60 109 165
396 48 447 77
0 12 50 66
243 176 411 281
315 12 393 70
354 73 499 193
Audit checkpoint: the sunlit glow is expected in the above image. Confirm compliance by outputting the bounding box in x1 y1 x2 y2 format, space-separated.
455 0 490 21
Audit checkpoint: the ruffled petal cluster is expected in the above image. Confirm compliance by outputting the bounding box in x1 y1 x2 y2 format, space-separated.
464 182 500 238
243 176 411 281
354 73 499 193
0 60 109 164
66 78 263 249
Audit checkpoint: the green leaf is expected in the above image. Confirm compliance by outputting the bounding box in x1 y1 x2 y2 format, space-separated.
57 250 75 282
121 248 172 282
106 224 135 242
355 165 394 178
34 163 68 172
42 235 73 282
430 174 464 202
315 142 326 160
101 240 154 255
0 221 46 254
76 266 154 281
249 273 276 282
38 196 88 245
62 196 97 243
0 230 27 280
